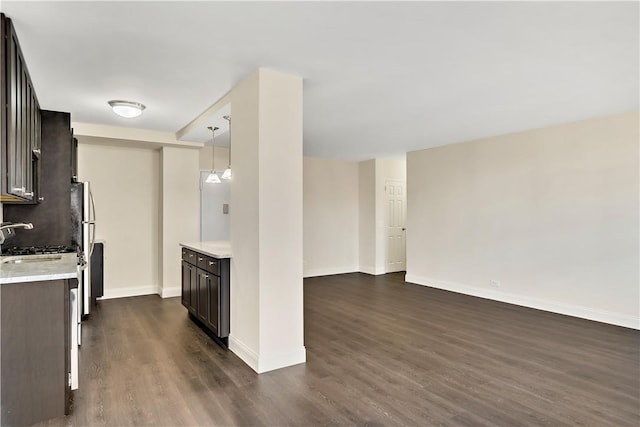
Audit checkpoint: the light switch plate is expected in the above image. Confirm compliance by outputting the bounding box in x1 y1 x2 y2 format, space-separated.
223 203 229 214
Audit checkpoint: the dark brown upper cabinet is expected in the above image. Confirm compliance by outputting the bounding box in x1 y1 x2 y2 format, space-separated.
1 13 41 203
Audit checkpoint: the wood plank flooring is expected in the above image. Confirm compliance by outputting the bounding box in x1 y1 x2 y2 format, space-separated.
35 273 639 426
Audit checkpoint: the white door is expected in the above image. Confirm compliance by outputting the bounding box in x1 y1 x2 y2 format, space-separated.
386 180 406 272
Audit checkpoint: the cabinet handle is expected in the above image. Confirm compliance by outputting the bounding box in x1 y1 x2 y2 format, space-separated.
11 187 25 194
189 254 193 257
204 274 209 278
32 149 41 154
38 197 45 202
208 261 215 265
24 192 34 197
198 257 203 261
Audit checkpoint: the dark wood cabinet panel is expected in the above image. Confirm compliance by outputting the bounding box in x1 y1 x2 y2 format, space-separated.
206 274 220 335
181 260 191 309
0 279 70 426
71 136 78 182
196 270 208 323
90 242 104 302
1 13 40 203
188 263 197 313
180 257 197 315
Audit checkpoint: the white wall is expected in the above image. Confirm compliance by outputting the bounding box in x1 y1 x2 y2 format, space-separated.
303 157 359 277
77 140 160 298
406 111 639 329
159 146 200 298
199 145 229 172
358 160 376 273
227 72 261 368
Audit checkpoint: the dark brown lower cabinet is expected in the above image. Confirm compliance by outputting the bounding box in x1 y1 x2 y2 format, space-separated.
180 247 230 344
0 279 71 426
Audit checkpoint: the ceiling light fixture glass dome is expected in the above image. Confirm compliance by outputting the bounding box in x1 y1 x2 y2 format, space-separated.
108 100 146 118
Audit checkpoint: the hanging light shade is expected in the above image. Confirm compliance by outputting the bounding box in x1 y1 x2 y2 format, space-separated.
222 115 232 180
205 126 221 184
205 172 221 184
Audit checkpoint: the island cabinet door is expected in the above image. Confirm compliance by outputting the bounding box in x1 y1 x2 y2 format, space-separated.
196 270 208 322
188 264 197 314
206 274 220 335
181 260 191 309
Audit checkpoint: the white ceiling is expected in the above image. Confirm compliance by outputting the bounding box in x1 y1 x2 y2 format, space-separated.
2 1 638 159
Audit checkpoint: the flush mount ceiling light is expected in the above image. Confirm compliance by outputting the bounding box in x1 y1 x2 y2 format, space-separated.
205 126 221 184
108 100 146 118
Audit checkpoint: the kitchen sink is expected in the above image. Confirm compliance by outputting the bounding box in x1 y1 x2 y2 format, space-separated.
1 256 62 264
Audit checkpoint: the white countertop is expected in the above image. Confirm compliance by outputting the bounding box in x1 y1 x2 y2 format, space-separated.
0 253 79 285
180 241 232 259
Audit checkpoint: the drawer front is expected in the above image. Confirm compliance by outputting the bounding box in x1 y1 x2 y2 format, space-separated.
197 254 219 275
182 248 197 265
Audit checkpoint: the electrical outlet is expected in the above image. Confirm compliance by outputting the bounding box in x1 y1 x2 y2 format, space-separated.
490 280 501 287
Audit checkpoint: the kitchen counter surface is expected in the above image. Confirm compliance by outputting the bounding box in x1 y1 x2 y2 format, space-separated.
180 241 232 259
0 253 79 284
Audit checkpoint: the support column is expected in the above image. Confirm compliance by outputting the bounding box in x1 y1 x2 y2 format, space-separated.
228 68 305 373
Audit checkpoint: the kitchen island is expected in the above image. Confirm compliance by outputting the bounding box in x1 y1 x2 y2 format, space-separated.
0 252 78 426
180 241 231 346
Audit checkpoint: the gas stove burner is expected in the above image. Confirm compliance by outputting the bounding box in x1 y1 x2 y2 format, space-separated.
5 247 33 256
4 245 77 256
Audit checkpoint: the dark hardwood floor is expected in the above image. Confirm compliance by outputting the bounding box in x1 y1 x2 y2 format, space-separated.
35 273 639 426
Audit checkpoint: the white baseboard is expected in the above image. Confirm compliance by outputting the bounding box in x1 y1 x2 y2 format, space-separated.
229 335 307 374
258 346 306 373
405 274 640 330
229 335 259 372
359 266 386 275
304 266 359 278
98 285 158 300
160 286 181 298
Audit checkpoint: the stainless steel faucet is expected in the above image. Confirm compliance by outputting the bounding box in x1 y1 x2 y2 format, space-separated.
0 223 34 247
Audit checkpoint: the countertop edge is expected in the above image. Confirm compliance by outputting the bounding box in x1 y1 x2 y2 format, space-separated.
180 242 232 259
0 272 78 285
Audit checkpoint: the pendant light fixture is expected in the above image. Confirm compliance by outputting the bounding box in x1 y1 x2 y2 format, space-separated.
205 126 221 184
221 115 232 180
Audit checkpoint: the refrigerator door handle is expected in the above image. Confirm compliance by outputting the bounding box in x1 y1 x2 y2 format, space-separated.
89 189 97 256
89 222 96 257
